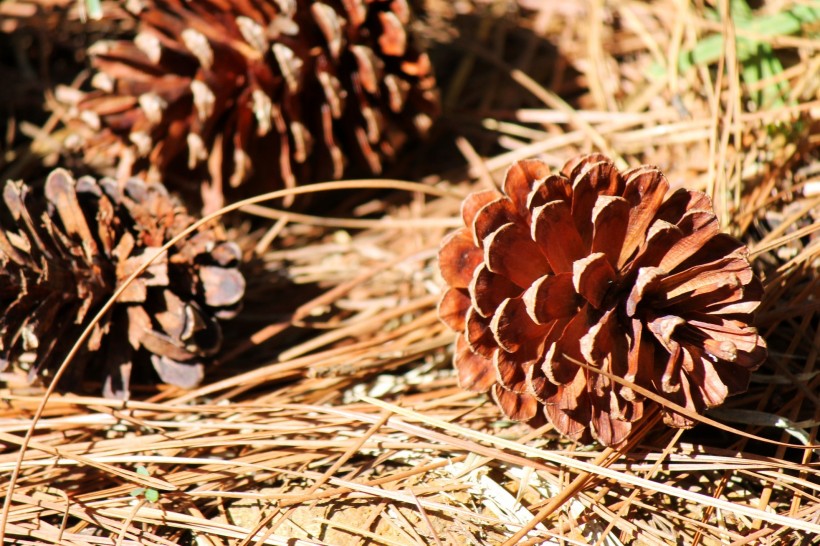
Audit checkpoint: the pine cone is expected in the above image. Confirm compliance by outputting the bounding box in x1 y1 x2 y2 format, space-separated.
65 0 439 209
438 155 767 447
0 169 245 398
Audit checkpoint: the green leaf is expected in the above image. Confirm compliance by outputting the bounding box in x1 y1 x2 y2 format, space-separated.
662 2 820 76
648 0 813 107
730 0 753 23
144 488 160 503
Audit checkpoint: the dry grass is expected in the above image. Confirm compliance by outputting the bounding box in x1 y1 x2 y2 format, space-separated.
1 0 819 544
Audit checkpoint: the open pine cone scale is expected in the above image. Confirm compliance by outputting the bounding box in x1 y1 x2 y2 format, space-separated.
439 155 766 447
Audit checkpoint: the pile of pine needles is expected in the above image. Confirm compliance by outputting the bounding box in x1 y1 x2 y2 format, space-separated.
1 0 819 544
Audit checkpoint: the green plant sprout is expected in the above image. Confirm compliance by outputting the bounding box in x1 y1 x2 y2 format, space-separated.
651 0 820 108
130 466 160 503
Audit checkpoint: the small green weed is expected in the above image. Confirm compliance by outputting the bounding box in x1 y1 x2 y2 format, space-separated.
130 465 160 503
651 0 820 108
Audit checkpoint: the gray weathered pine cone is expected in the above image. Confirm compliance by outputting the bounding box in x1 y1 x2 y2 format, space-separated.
0 169 245 397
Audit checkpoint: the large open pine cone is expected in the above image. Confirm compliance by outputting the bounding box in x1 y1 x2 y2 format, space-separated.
0 169 245 398
66 0 439 209
438 155 767 447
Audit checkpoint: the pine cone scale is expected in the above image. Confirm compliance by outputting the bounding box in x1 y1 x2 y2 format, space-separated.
590 196 629 265
469 264 519 317
592 404 631 447
199 265 245 308
543 306 592 385
438 288 469 332
152 354 204 389
494 349 533 394
454 336 495 392
44 170 98 252
484 223 547 287
532 201 584 273
572 252 616 310
524 273 579 324
439 231 482 289
618 170 670 267
462 190 501 228
502 160 551 210
546 371 591 440
661 258 751 299
492 386 539 422
655 213 721 273
472 198 517 245
465 307 495 359
490 297 547 354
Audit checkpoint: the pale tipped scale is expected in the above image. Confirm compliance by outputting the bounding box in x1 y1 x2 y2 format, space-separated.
272 43 303 92
317 70 344 118
312 3 345 60
269 15 299 38
190 80 216 122
134 32 162 64
383 74 407 113
251 89 273 136
290 121 313 163
273 0 297 18
350 45 381 94
91 72 115 93
236 16 268 53
186 133 207 169
138 92 167 126
181 28 213 70
377 11 407 56
129 131 152 156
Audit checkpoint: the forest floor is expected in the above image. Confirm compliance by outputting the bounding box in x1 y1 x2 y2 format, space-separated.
1 0 819 544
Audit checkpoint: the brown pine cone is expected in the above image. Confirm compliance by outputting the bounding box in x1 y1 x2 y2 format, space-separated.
438 155 767 447
0 169 245 398
64 0 439 210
